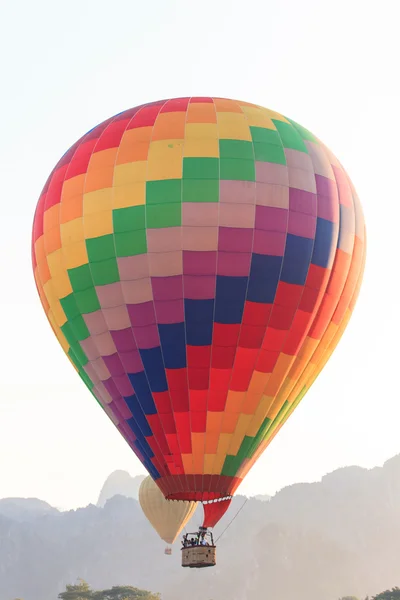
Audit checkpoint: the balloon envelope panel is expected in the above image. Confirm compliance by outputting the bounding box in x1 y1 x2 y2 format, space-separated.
32 97 366 503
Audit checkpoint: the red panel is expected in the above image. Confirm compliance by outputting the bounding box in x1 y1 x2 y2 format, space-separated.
170 388 189 412
256 349 279 373
32 193 45 243
283 310 311 355
44 164 68 209
208 389 228 411
306 263 329 290
211 345 236 369
242 301 272 326
65 139 97 180
189 97 214 103
188 367 209 390
190 390 208 411
94 118 131 152
165 433 180 454
209 368 231 391
127 104 163 129
213 323 240 346
191 411 207 433
174 412 192 453
187 345 211 367
159 412 176 434
146 414 171 454
153 391 172 413
166 367 188 389
238 324 265 348
160 97 190 112
269 304 297 330
230 367 253 392
202 498 232 528
298 285 323 313
274 282 303 307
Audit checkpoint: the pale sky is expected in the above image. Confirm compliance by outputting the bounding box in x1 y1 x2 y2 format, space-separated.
0 0 398 510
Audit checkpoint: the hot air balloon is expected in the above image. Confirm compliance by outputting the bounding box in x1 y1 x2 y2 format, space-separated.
139 475 197 554
32 97 366 568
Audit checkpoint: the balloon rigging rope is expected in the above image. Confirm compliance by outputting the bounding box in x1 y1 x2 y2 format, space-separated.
215 498 249 544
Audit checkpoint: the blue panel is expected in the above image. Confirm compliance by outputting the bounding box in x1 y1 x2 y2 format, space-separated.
144 458 160 480
280 234 314 285
125 398 153 437
247 254 282 303
140 347 168 392
127 414 153 453
185 299 214 345
127 373 157 415
313 217 336 267
215 276 248 324
158 322 187 368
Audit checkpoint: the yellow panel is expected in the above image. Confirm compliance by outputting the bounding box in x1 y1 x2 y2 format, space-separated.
60 218 84 245
182 454 194 474
34 235 46 266
43 204 60 230
212 451 229 475
227 414 253 455
151 111 186 141
83 188 113 215
225 391 245 413
185 123 218 139
264 353 295 396
266 396 287 420
52 273 73 299
146 140 183 181
203 454 216 474
247 370 269 394
215 433 232 457
120 125 153 144
113 181 146 208
262 108 290 123
48 312 70 353
88 147 119 169
114 161 147 185
83 210 113 238
246 395 273 436
46 248 64 278
61 173 85 201
183 138 219 158
186 103 217 124
43 281 67 327
239 106 277 129
213 98 243 113
217 113 252 141
62 241 89 269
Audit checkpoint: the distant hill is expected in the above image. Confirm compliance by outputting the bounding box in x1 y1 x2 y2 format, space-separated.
97 471 146 506
1 456 400 600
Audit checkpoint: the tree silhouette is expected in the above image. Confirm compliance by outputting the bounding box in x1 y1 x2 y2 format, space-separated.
372 588 400 600
58 581 160 600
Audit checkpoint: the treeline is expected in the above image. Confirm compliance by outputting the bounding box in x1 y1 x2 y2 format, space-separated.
340 588 400 600
56 579 160 600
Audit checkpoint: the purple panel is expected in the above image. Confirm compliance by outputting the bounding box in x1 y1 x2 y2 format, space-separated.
113 373 135 397
287 211 316 239
253 230 286 256
119 349 143 373
217 252 252 276
183 275 216 299
154 299 185 323
127 302 156 326
183 250 217 275
110 328 137 352
289 188 317 216
103 377 123 401
218 227 253 252
255 205 288 232
132 324 160 349
152 275 183 300
315 175 340 222
103 353 126 376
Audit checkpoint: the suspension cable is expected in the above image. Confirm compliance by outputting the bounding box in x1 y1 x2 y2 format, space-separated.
215 497 248 543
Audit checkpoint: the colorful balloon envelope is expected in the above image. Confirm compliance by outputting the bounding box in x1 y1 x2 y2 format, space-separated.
139 475 197 546
32 97 366 528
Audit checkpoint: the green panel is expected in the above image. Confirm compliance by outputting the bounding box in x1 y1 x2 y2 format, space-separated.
222 436 254 477
90 258 120 285
69 342 88 366
220 158 255 181
219 139 253 159
146 203 181 228
273 120 308 153
250 126 281 145
112 205 145 233
74 287 101 314
60 294 80 321
86 234 116 262
67 264 92 293
69 315 90 341
68 347 81 370
61 322 76 347
115 230 147 257
146 179 182 204
79 369 94 389
287 119 317 142
182 179 219 203
247 416 271 458
253 142 287 164
183 157 219 179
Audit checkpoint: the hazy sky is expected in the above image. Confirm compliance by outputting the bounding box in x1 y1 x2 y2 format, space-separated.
0 0 398 510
